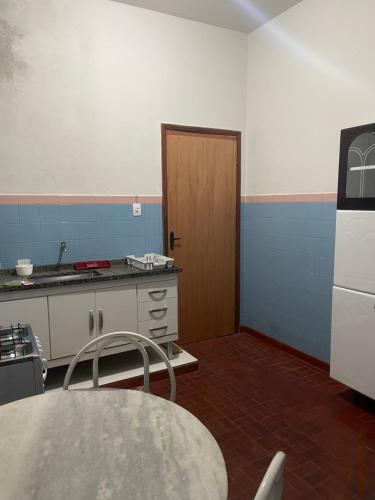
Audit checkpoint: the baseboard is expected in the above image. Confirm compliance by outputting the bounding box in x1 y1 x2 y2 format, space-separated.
101 359 199 389
240 326 330 372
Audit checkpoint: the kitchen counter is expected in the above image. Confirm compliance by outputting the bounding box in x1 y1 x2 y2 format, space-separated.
0 261 182 294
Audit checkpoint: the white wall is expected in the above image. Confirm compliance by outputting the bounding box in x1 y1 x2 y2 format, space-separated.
0 0 247 195
245 0 375 195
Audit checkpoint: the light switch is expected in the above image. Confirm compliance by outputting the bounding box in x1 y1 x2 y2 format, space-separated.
133 203 142 217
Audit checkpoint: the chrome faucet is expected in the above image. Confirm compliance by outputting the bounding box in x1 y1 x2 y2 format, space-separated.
57 241 68 268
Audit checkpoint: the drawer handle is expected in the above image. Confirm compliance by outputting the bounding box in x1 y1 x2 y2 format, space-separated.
148 288 167 295
149 306 167 314
149 325 168 332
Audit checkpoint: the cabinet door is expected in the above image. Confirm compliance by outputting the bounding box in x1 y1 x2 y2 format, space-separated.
49 292 96 359
96 287 137 347
0 297 51 359
337 124 375 210
331 286 375 398
334 211 375 294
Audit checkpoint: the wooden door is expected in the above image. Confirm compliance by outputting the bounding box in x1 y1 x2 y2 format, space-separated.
162 125 240 343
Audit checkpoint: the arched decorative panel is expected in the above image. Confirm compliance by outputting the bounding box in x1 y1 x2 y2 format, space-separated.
338 123 375 209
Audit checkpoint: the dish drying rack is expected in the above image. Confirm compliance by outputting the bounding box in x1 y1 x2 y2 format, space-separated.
126 253 174 271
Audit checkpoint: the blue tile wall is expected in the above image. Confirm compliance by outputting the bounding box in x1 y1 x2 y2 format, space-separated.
0 204 163 269
0 198 334 362
240 201 336 363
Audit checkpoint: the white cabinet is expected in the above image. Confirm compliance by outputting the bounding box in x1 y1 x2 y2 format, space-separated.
0 274 179 366
96 287 137 346
49 286 138 359
0 297 51 359
49 292 96 359
331 286 375 399
334 211 375 294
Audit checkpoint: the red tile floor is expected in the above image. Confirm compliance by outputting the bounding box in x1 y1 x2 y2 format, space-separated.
147 333 375 500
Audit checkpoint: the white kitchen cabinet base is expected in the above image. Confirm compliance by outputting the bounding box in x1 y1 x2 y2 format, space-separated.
46 346 194 390
47 334 178 369
331 286 375 399
0 274 179 368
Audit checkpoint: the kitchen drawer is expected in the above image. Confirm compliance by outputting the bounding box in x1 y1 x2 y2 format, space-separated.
138 298 177 322
137 280 177 303
138 316 178 339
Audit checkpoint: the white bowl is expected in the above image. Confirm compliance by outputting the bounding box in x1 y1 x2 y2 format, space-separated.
15 264 33 277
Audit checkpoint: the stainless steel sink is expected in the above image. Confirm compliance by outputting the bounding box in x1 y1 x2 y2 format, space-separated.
32 270 102 284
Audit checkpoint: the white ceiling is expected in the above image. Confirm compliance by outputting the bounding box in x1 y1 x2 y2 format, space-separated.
112 0 302 33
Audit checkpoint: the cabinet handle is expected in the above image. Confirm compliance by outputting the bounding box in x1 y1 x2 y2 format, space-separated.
89 309 94 334
149 325 168 332
149 306 167 314
148 288 167 297
98 308 104 330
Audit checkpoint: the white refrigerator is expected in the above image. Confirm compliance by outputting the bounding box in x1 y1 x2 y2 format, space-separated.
331 123 375 399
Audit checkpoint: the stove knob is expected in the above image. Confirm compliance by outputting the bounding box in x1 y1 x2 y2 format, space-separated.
42 358 48 382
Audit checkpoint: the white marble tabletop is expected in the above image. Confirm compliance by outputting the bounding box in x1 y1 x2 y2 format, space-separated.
0 390 228 500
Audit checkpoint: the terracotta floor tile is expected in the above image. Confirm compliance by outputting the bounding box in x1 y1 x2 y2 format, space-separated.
111 333 375 499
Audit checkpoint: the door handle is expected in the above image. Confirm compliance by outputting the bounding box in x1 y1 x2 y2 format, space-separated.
98 308 104 331
169 231 181 250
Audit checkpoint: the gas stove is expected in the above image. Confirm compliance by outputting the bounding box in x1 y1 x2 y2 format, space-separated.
0 324 33 362
0 324 47 404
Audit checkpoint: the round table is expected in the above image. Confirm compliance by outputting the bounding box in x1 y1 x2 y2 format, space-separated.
0 390 227 500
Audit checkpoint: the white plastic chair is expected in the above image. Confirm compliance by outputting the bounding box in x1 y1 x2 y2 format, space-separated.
254 451 286 500
63 331 176 402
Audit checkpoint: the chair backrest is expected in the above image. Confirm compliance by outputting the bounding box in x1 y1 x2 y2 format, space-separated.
254 451 286 500
63 331 176 401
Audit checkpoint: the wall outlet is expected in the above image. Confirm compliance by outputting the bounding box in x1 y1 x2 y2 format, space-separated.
133 203 142 217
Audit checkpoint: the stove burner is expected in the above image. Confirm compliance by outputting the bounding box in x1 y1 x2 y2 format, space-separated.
0 324 28 360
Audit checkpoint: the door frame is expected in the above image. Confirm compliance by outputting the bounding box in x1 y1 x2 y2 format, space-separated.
161 123 241 333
